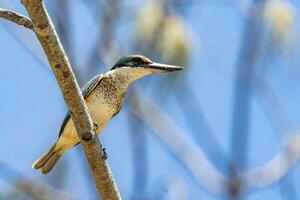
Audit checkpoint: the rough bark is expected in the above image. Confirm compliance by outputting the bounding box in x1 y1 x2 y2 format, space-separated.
0 1 121 199
0 8 33 30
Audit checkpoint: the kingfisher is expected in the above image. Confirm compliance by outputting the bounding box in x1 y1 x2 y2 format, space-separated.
32 55 182 174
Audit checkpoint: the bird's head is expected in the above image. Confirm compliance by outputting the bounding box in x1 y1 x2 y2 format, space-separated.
109 55 183 81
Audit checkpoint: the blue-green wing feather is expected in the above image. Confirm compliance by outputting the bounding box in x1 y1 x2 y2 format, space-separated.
81 74 103 98
58 74 103 138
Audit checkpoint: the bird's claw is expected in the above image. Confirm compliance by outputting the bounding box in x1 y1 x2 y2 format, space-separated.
102 148 108 160
93 122 98 131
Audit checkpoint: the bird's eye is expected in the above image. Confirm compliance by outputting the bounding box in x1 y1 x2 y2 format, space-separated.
134 57 151 65
133 58 143 65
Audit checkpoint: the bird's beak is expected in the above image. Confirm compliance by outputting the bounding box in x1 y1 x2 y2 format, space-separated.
141 63 183 73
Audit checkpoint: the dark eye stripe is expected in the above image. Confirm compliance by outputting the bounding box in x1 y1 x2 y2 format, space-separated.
110 55 152 70
133 57 151 65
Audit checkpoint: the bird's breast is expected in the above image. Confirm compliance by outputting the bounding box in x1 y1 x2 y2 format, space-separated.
85 87 125 132
56 75 127 151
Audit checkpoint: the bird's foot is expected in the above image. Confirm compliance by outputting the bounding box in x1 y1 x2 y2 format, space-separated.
102 148 108 160
93 122 98 131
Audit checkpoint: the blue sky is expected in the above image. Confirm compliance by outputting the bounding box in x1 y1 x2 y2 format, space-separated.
1 0 300 199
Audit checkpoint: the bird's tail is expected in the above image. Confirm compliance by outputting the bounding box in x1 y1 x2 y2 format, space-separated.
32 144 62 174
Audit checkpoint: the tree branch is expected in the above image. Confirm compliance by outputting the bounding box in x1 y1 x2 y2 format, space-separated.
242 134 300 189
0 8 33 30
14 0 120 199
130 87 300 196
0 161 77 200
15 180 77 200
130 88 228 195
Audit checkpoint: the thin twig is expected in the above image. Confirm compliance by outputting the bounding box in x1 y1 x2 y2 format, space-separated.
130 87 300 196
127 106 149 195
228 3 266 198
242 134 300 189
15 180 76 200
0 0 121 199
0 8 33 30
255 73 295 136
175 80 229 171
130 88 228 195
0 162 77 200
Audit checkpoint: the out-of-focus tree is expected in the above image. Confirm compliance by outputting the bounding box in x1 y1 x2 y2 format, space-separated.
1 0 300 199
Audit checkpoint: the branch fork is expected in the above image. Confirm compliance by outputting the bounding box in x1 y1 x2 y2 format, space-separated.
0 1 120 199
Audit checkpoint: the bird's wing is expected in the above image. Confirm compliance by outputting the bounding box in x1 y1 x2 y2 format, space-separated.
58 114 71 138
81 74 104 98
58 74 104 138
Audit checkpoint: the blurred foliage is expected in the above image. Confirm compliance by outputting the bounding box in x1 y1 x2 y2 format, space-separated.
264 0 297 49
136 0 191 66
1 0 300 200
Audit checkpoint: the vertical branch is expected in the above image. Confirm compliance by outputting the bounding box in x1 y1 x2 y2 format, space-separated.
228 2 264 198
127 104 149 196
175 81 228 172
54 1 98 197
230 20 257 173
54 0 77 73
20 0 121 199
279 176 298 200
85 0 120 72
130 89 228 195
